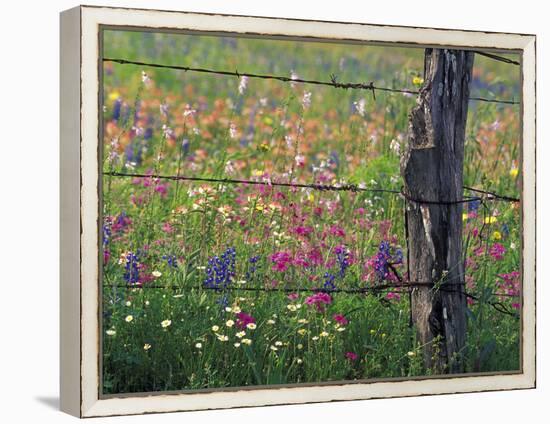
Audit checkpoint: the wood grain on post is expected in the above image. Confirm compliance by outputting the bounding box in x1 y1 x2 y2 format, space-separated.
401 49 474 373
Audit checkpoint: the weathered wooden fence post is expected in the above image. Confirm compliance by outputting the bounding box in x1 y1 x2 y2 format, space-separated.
401 49 474 373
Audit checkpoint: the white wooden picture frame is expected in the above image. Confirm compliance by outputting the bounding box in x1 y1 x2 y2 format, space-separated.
60 5 536 418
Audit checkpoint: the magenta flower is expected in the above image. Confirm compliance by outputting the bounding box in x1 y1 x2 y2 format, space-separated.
293 226 313 237
235 312 256 329
305 292 332 312
112 212 132 233
345 352 358 361
333 314 348 326
293 253 310 268
386 292 401 301
270 251 293 272
307 248 324 266
154 183 168 198
489 243 506 260
287 293 299 301
329 225 346 238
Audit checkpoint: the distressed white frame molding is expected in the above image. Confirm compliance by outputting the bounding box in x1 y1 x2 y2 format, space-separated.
60 5 536 418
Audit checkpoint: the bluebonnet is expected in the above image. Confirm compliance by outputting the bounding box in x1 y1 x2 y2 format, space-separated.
323 272 337 291
329 150 340 168
121 103 131 125
335 245 350 278
162 254 178 268
468 199 481 212
125 142 143 165
216 294 230 309
112 98 122 121
102 222 111 247
501 223 510 237
181 138 190 155
144 127 153 140
244 255 260 281
123 252 140 285
374 241 403 281
203 247 236 290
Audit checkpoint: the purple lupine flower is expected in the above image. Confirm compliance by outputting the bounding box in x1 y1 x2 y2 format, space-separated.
203 247 236 290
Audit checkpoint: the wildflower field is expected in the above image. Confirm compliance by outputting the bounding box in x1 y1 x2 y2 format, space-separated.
101 29 521 394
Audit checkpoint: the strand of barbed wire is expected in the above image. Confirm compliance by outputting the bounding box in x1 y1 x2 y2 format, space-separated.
103 56 520 106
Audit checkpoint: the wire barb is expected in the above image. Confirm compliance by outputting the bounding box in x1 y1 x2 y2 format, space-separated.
103 57 519 105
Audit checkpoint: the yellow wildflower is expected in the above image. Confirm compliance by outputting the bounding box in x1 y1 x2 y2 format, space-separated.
492 231 502 240
484 216 498 224
412 76 424 86
258 142 270 152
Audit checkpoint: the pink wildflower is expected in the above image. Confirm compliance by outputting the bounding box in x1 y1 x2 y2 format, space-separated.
293 226 313 237
489 243 506 260
329 225 345 238
345 352 358 361
333 314 348 326
287 293 299 301
386 292 401 301
154 183 168 198
270 251 292 272
235 312 256 329
304 292 332 312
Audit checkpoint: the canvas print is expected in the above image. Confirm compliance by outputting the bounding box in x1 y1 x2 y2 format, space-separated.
100 28 521 395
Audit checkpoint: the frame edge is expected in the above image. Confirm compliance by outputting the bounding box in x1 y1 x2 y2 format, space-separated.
60 5 82 418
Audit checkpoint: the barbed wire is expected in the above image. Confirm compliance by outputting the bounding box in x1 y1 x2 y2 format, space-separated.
103 57 520 106
472 50 520 66
103 171 520 204
103 282 519 317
